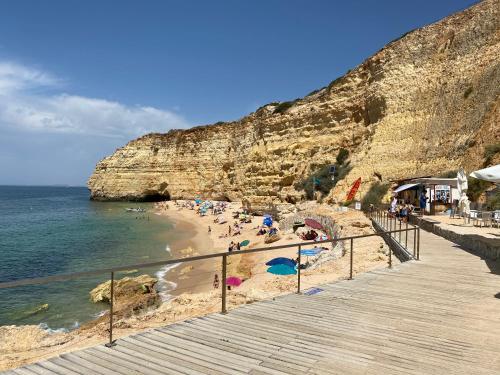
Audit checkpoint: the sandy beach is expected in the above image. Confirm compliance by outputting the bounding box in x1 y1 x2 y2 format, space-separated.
155 200 393 301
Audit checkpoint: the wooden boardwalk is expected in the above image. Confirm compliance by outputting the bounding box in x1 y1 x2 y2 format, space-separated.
3 230 500 374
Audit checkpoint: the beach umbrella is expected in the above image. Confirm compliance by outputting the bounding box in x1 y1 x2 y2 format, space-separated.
240 240 250 247
226 276 242 287
263 216 273 227
305 218 323 230
267 264 297 275
266 257 296 267
469 165 500 183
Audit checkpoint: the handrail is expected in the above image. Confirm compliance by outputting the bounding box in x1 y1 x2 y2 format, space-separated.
0 227 417 290
0 224 419 347
370 208 420 260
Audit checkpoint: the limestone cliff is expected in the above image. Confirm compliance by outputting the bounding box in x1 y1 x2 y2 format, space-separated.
88 0 500 207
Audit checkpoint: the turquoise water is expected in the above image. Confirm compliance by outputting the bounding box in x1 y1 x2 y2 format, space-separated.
0 186 186 330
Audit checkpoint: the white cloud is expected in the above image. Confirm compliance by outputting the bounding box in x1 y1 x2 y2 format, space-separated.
0 62 59 94
0 61 189 138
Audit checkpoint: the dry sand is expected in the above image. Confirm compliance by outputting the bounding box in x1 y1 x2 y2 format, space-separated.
0 201 391 371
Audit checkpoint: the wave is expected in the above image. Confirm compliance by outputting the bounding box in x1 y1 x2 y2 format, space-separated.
38 321 79 334
155 244 179 301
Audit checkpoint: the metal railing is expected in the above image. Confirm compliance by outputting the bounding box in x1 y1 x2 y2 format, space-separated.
0 226 419 347
370 208 420 260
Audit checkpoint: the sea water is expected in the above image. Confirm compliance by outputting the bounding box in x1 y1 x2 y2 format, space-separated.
0 186 187 330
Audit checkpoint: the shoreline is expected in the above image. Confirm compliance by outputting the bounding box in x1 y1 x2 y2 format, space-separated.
156 208 218 297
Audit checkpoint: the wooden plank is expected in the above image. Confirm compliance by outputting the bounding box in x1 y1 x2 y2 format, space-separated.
57 354 120 375
34 360 80 375
84 347 173 375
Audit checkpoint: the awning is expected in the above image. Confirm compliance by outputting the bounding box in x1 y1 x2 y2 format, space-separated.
411 178 458 188
394 183 419 193
469 165 500 183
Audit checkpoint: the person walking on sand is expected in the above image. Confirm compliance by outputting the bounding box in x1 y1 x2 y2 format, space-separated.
208 225 211 233
228 225 232 235
213 274 219 289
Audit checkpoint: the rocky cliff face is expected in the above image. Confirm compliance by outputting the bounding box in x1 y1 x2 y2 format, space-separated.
88 0 500 207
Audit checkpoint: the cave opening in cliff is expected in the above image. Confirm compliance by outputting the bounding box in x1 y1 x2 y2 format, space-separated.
141 191 171 202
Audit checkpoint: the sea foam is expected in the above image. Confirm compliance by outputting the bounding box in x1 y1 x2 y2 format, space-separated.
155 245 179 301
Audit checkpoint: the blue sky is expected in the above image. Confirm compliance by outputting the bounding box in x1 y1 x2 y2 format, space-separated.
0 0 477 186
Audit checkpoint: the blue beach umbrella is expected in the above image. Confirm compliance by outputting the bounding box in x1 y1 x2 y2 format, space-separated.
267 264 297 275
265 257 296 267
263 216 273 227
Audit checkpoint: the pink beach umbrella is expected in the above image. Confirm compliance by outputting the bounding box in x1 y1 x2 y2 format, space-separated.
226 276 242 287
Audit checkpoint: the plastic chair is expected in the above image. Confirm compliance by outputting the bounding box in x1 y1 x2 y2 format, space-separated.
473 211 492 228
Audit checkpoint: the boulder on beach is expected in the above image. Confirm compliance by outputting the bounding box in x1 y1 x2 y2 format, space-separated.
89 275 158 303
88 275 160 321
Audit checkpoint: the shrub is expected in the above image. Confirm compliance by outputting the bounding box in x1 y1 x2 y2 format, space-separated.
467 177 492 202
361 182 390 207
274 99 299 114
484 143 500 166
294 148 353 200
464 86 473 99
336 148 349 165
486 188 500 210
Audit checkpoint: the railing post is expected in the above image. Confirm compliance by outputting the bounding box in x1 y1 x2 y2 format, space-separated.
297 245 301 294
417 227 420 260
105 271 116 348
405 221 408 249
221 254 227 314
413 228 417 258
349 238 354 280
399 220 401 242
388 245 392 269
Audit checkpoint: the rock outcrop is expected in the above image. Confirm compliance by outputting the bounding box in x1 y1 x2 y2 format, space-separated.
89 275 159 317
88 0 500 207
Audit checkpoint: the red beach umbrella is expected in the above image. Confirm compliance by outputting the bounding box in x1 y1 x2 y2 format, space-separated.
305 218 323 230
226 276 242 287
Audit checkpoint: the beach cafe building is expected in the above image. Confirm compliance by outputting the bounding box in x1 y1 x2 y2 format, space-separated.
393 177 459 215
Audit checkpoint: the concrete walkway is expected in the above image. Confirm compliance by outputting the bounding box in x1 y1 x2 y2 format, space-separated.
3 231 500 374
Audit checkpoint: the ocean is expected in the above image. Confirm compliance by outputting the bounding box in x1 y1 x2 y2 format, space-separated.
0 186 187 331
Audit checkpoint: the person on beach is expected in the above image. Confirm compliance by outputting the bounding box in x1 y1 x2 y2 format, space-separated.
208 225 211 233
228 225 232 235
228 241 234 252
213 274 219 289
236 242 241 251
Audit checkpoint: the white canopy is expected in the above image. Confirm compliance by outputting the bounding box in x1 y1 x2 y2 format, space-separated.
394 183 419 193
469 164 500 183
412 178 458 188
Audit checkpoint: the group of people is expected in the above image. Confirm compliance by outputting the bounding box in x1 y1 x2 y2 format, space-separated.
389 196 415 222
256 226 278 236
300 229 319 241
227 241 241 252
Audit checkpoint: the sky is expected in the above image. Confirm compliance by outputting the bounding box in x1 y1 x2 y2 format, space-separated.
0 0 477 186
